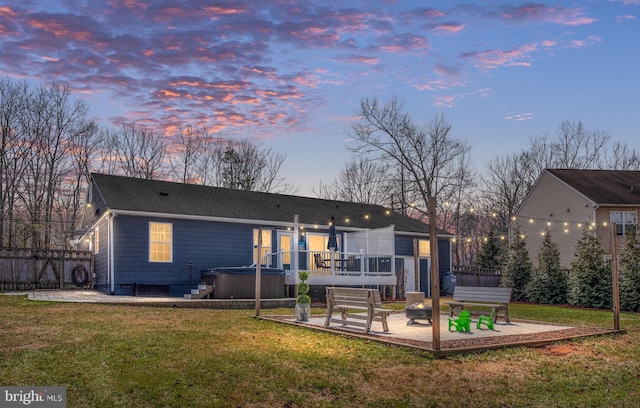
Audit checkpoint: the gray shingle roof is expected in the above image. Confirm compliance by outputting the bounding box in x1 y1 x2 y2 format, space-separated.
91 173 442 235
547 169 640 205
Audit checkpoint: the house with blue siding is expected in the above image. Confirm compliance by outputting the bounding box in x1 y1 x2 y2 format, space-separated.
76 173 453 299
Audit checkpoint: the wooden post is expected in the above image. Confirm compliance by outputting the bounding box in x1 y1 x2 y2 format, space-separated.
60 250 65 289
610 224 620 330
413 239 419 292
428 196 440 351
255 228 262 317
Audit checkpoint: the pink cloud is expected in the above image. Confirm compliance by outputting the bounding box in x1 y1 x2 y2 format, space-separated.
433 88 491 107
335 55 381 65
413 79 464 92
462 44 537 69
375 33 429 53
428 22 466 33
566 36 602 48
434 94 458 108
26 15 95 41
503 113 533 121
502 4 597 26
202 5 249 17
433 62 463 78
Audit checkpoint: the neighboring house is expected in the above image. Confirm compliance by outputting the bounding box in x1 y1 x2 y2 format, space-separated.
515 169 640 269
75 173 453 298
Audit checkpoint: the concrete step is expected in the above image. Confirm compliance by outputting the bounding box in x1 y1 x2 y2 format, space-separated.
184 284 214 299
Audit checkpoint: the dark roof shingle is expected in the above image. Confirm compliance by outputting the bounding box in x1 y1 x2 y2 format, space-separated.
547 169 640 205
91 173 440 234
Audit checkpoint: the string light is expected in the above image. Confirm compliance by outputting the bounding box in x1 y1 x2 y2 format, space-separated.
450 213 622 245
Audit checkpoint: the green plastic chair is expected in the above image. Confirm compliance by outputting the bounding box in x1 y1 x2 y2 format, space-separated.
448 310 471 333
476 309 496 330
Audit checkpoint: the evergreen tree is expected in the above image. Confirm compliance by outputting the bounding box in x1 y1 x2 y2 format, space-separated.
476 228 506 269
619 233 640 311
500 227 533 301
526 232 568 304
568 228 612 309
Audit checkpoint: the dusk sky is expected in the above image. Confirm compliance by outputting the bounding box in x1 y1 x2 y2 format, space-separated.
1 1 639 196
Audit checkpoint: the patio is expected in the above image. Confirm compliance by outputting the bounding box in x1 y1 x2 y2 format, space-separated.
268 311 620 356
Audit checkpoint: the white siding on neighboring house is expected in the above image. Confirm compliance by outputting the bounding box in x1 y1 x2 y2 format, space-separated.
595 206 639 258
516 171 596 269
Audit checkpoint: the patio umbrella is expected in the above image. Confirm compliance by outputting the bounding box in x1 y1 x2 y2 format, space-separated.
327 217 338 251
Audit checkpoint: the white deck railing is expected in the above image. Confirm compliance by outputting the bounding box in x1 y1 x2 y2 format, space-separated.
259 250 396 287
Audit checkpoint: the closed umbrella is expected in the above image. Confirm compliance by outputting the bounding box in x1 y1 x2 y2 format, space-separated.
327 217 338 251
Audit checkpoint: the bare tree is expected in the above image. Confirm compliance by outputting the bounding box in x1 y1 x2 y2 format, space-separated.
520 120 610 180
313 157 391 205
0 79 29 247
13 82 97 248
555 120 609 169
192 136 225 186
480 154 531 229
109 123 167 179
217 139 296 194
350 96 474 229
53 119 101 246
169 125 208 184
603 141 640 170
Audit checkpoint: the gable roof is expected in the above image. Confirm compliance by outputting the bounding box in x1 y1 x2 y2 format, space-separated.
547 169 640 205
90 173 446 235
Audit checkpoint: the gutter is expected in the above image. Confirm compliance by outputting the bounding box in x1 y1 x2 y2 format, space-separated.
108 212 116 295
105 208 436 235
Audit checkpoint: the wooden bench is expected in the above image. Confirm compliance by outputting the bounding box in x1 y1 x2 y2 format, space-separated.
324 287 392 333
445 286 512 323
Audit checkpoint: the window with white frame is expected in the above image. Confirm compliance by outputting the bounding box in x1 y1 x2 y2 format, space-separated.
149 222 173 262
610 211 637 236
253 229 272 266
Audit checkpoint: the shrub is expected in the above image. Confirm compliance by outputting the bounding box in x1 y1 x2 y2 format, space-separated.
526 232 568 304
296 271 311 304
500 227 533 301
620 233 640 311
568 228 612 309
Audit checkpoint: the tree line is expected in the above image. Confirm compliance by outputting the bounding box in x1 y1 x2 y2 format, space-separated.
0 79 293 249
2 79 639 263
500 227 640 312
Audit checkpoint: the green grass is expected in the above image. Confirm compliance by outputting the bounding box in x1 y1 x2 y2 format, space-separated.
1 295 639 407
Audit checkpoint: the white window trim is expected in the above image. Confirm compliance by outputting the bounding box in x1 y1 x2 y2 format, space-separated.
610 211 637 236
149 222 173 263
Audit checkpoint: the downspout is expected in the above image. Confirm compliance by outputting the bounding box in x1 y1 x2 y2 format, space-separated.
109 212 116 295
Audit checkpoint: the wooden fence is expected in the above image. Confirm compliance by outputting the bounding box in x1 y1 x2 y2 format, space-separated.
0 248 93 291
452 265 502 287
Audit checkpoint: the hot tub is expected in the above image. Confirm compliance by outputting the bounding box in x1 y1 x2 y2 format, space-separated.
201 267 286 299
